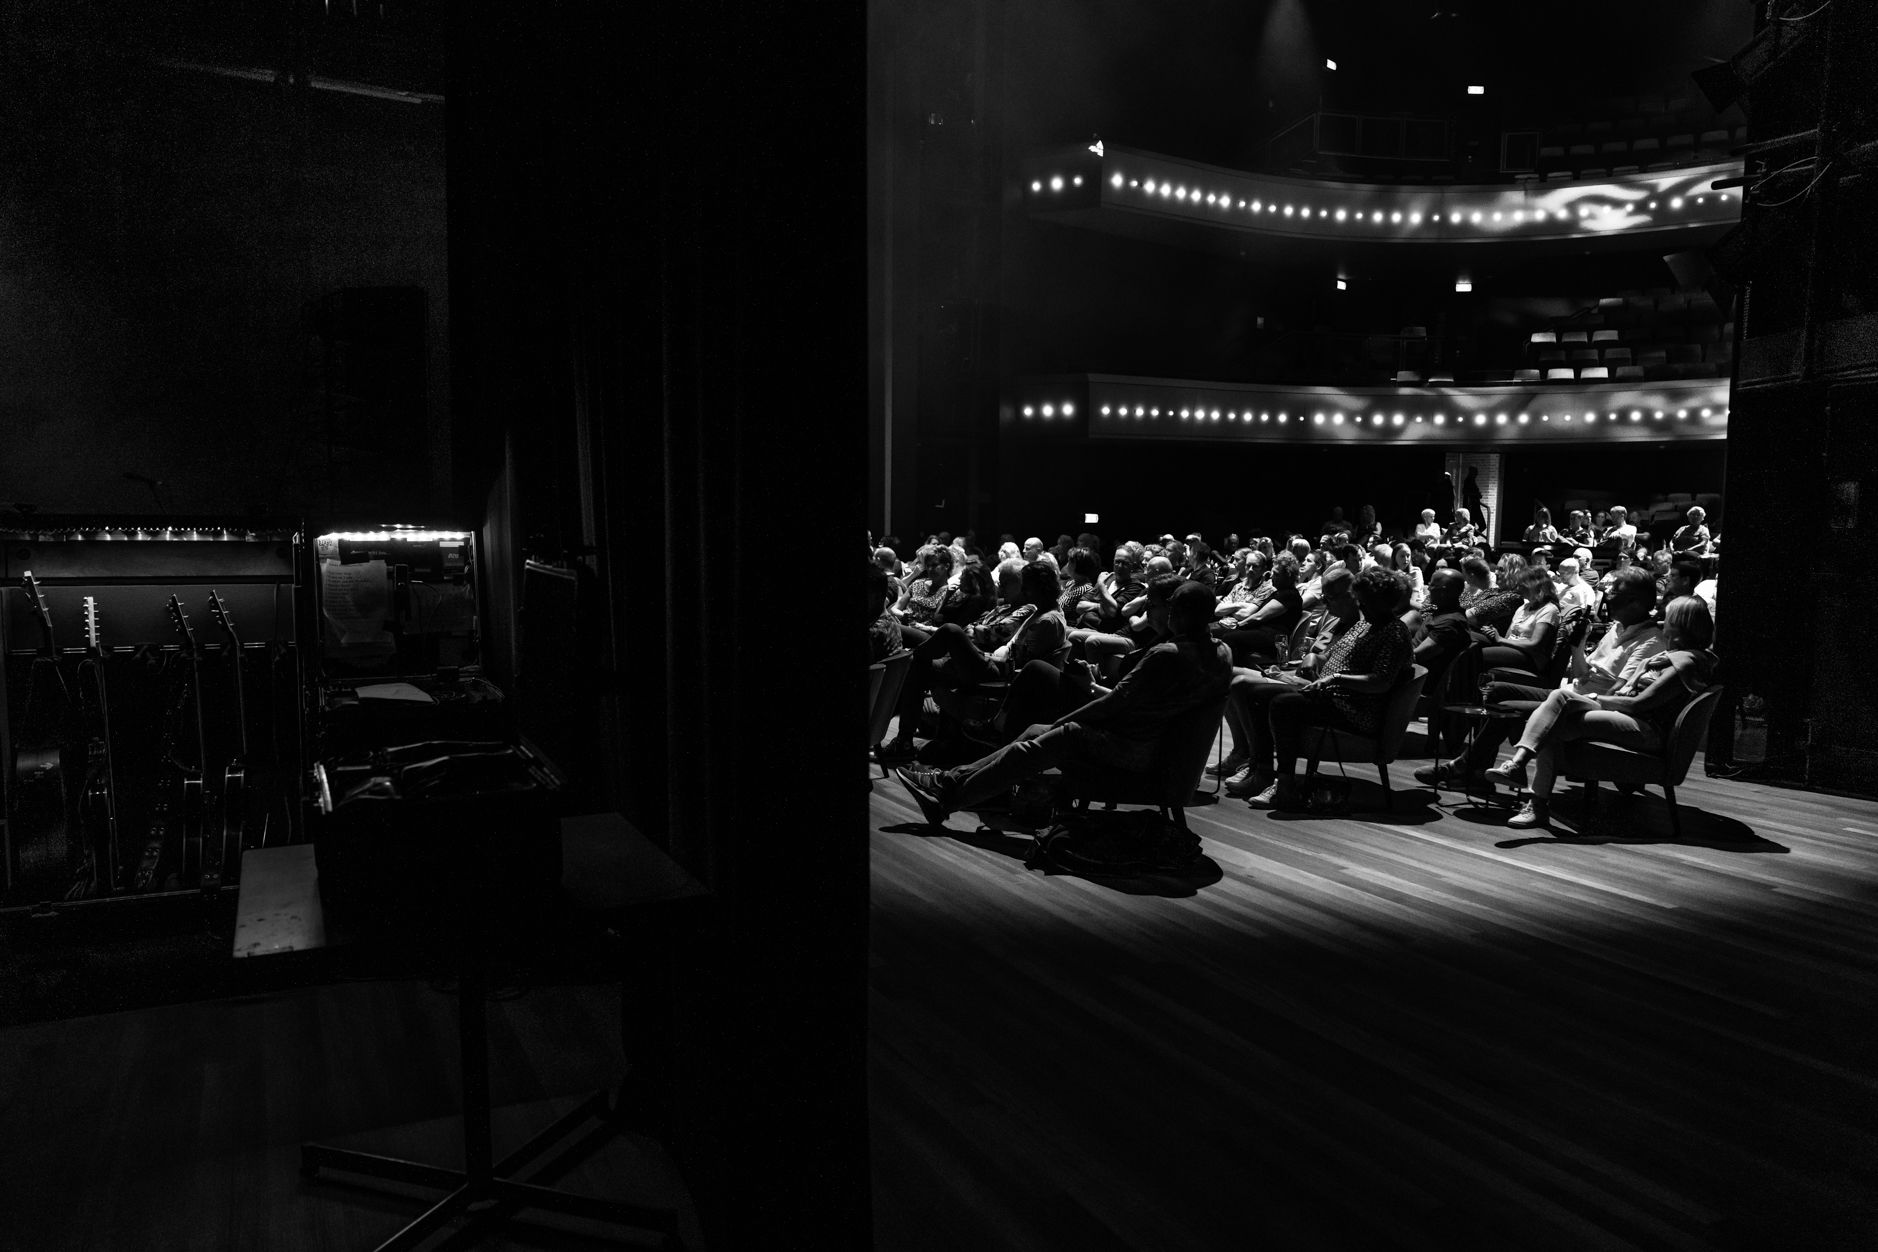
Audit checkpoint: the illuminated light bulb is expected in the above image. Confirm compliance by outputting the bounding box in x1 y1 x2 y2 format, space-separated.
1030 180 1042 192
1050 176 1064 191
1454 279 1472 292
1228 411 1237 421
1175 187 1187 201
1326 58 1337 70
1160 184 1172 197
1393 414 1405 426
1701 407 1712 417
1449 212 1462 223
1336 278 1347 291
1653 411 1662 419
1670 197 1683 209
1063 402 1075 415
1372 210 1384 223
1564 413 1573 422
1204 192 1214 204
1041 404 1054 417
1556 209 1568 220
1609 412 1618 420
1277 413 1286 423
1629 409 1641 420
1135 406 1145 416
1151 407 1160 416
1414 415 1424 423
1237 200 1245 208
1251 200 1263 212
1391 211 1402 223
1210 409 1220 420
1279 411 1288 421
1470 212 1482 224
1585 412 1596 422
1475 414 1487 425
1648 201 1658 209
1072 175 1083 186
1313 412 1324 423
1130 179 1139 188
1101 405 1111 415
1335 208 1347 221
1260 412 1269 422
1467 84 1485 95
1493 211 1503 221
1333 413 1345 424
1284 204 1295 216
1111 173 1124 188
1697 195 1705 204
1495 414 1507 424
1144 179 1156 193
1022 405 1034 416
1434 414 1446 425
1517 414 1528 423
1410 212 1422 224
1677 408 1688 418
1180 409 1190 418
1540 414 1549 422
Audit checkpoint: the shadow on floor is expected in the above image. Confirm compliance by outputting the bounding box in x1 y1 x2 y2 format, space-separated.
1493 789 1784 852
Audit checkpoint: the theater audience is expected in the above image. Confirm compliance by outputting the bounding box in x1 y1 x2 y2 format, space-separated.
896 543 956 646
1458 556 1494 611
1485 596 1717 830
1466 553 1530 636
1445 507 1478 552
1216 567 1359 796
1353 504 1382 546
1057 547 1113 627
1604 505 1639 554
1250 568 1414 812
1565 510 1594 545
1415 509 1444 547
1524 506 1560 545
1082 555 1176 675
1216 552 1305 665
1389 543 1425 608
938 556 996 627
1416 566 1665 790
895 580 1232 823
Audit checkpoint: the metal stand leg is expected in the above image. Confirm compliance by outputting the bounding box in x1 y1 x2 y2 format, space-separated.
299 866 682 1251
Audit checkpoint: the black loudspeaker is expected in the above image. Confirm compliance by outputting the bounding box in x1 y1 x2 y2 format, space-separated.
1807 382 1878 792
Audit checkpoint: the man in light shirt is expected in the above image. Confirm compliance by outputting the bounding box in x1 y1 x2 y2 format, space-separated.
1555 557 1597 617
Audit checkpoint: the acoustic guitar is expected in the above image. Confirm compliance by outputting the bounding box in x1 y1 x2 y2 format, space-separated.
73 598 123 899
203 590 247 895
165 596 208 891
10 573 71 892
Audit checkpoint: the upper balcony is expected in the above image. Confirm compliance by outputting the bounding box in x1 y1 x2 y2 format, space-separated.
1020 144 1743 259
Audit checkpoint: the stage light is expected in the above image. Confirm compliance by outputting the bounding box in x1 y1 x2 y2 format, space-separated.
1410 212 1422 224
1470 212 1482 224
1313 412 1324 424
1415 415 1423 423
1279 411 1288 422
1702 407 1712 417
1144 179 1156 193
1467 85 1485 95
1277 413 1286 423
1556 209 1568 220
1064 402 1075 415
1393 413 1405 425
1237 200 1246 208
1176 187 1188 200
1333 413 1344 424
1030 180 1042 192
1101 405 1111 415
1455 279 1472 292
1372 210 1384 223
1023 405 1034 416
1653 410 1663 419
1050 176 1063 191
1336 278 1347 290
1130 179 1139 187
1649 201 1658 209
1435 414 1446 425
1180 409 1190 418
1284 204 1295 216
1564 413 1573 422
1449 212 1462 223
1585 412 1596 423
1496 414 1508 424
1252 199 1263 212
1210 409 1220 420
1336 208 1347 221
1475 414 1488 425
1111 173 1123 188
1261 412 1270 422
1088 139 1104 157
1135 406 1145 416
1160 184 1172 197
1073 175 1083 186
1043 404 1057 418
1609 411 1617 420
1678 408 1688 418
1326 58 1337 70
1493 211 1503 221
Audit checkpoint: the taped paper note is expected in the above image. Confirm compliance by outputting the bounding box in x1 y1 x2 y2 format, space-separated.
321 560 394 646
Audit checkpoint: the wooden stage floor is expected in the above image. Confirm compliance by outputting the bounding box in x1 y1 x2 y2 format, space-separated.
867 747 1878 1251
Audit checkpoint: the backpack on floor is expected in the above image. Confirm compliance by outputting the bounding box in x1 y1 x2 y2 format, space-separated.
1025 808 1202 877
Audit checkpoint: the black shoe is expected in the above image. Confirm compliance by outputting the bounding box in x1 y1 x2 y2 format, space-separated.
874 736 918 763
896 765 954 826
1412 759 1465 788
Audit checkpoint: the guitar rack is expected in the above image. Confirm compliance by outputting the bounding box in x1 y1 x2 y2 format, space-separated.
0 516 306 917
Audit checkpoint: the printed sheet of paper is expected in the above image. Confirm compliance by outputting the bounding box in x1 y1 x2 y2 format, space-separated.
321 560 394 645
355 682 436 703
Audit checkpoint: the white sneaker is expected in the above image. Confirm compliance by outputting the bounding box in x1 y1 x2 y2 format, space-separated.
1223 765 1267 798
1507 799 1549 829
1206 751 1249 779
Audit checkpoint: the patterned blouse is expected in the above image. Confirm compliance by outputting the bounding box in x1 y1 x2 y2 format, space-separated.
903 577 953 628
1317 616 1414 733
1058 582 1101 622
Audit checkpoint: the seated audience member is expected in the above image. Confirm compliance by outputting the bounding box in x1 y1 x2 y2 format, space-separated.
1555 557 1598 617
1694 556 1719 619
1415 509 1445 547
1524 506 1560 546
1247 568 1415 811
1529 546 1551 571
896 543 956 646
1458 556 1495 611
1564 510 1594 546
1092 548 1145 630
1056 547 1114 628
1466 553 1531 636
1415 567 1666 789
1216 552 1305 665
1589 510 1611 544
868 563 904 664
1412 568 1474 700
1353 504 1383 546
1671 506 1713 556
1048 534 1075 567
1216 567 1359 794
1320 505 1350 536
1475 566 1561 673
938 555 996 627
1367 542 1393 572
1604 505 1639 554
873 544 907 588
1660 555 1702 614
1082 555 1176 674
1485 596 1717 829
1213 550 1270 616
899 561 1069 744
997 541 1021 563
876 559 1039 758
1022 536 1046 563
1445 507 1478 552
1391 542 1426 608
896 580 1233 823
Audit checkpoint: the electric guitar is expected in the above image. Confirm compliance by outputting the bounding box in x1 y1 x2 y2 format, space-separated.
165 596 208 891
74 598 123 898
10 573 71 891
204 590 246 895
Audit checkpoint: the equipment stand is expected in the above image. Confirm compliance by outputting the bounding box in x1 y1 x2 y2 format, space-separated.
298 829 681 1251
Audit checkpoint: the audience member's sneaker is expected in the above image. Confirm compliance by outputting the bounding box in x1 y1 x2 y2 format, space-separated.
1206 749 1249 779
1412 758 1465 788
896 765 955 826
1247 778 1306 812
1223 764 1269 798
1506 798 1550 829
1484 758 1529 790
875 736 918 763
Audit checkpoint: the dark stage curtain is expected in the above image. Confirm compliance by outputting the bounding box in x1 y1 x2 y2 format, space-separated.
449 4 870 1245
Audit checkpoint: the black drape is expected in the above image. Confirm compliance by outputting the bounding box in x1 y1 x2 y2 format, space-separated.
450 4 871 1245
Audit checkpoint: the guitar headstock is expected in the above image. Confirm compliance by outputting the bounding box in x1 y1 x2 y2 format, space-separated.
83 596 102 654
205 589 240 647
166 594 198 653
22 571 55 653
